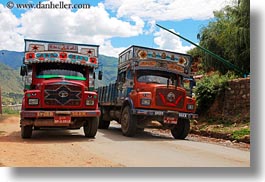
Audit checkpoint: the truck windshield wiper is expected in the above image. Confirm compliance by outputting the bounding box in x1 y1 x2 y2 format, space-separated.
36 75 86 80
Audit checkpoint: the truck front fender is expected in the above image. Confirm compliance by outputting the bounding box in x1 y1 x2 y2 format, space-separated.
121 97 134 111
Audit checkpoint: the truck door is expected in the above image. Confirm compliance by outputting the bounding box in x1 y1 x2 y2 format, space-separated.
117 70 133 103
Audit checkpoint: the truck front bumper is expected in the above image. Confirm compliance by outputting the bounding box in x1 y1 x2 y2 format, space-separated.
20 110 101 127
132 109 198 119
21 110 100 119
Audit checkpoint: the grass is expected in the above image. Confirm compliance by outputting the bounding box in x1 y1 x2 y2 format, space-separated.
2 107 20 115
232 128 250 140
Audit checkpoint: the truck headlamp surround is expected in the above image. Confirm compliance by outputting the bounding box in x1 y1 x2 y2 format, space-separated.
28 98 39 105
141 99 151 106
86 99 94 106
187 104 194 110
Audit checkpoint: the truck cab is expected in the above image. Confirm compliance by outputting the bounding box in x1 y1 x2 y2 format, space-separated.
20 39 101 138
98 46 198 139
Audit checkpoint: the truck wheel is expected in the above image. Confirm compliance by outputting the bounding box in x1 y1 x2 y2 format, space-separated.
98 111 110 129
83 117 99 138
21 125 33 139
121 106 137 137
171 119 190 139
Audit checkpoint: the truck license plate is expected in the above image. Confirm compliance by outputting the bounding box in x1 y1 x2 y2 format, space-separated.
164 117 178 124
54 115 71 124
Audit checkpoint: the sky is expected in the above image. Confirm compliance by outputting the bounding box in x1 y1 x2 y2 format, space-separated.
0 0 235 57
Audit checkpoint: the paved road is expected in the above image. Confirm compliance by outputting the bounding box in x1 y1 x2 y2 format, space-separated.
86 124 250 167
0 117 250 167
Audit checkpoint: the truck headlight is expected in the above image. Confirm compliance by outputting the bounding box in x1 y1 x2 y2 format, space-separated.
141 99 151 106
28 98 39 105
86 99 94 106
187 104 194 110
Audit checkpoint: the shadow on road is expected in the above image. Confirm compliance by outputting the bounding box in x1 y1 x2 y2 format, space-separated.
0 128 95 144
98 124 185 142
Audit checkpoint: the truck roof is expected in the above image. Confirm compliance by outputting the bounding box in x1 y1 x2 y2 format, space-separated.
119 45 191 58
118 45 193 76
24 39 99 67
24 39 99 50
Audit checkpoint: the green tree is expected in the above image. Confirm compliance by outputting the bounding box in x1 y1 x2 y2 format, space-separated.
189 0 250 75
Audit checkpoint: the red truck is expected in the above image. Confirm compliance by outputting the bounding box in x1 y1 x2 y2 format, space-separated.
20 39 102 138
98 46 198 139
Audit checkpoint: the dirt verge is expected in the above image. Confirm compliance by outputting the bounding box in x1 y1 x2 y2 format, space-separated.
190 119 250 144
0 115 123 167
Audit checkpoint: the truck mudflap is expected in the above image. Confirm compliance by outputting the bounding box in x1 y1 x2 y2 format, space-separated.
132 109 198 119
21 110 101 119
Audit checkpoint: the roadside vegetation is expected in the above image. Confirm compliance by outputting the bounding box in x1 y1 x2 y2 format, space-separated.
194 71 237 114
190 119 250 143
188 0 249 75
1 107 20 115
188 0 250 143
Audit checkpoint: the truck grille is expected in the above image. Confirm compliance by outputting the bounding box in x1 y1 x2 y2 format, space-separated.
44 84 82 106
156 88 185 108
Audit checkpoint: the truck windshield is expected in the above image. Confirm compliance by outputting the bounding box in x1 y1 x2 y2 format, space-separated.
137 70 178 85
36 63 86 81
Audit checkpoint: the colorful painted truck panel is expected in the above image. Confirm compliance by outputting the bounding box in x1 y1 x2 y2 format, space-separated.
20 39 101 138
98 45 198 139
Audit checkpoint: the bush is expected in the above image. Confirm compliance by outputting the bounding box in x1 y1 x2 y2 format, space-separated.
2 107 19 115
194 72 237 114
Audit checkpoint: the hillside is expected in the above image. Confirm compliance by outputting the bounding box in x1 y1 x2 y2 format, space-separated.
0 63 24 105
97 55 118 87
0 63 23 93
0 50 24 69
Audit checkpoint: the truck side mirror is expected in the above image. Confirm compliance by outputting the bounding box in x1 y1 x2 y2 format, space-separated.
20 65 28 76
98 71 103 80
191 79 196 89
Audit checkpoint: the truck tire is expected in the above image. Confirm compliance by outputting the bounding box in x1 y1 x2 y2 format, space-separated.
21 125 33 139
83 117 99 138
121 106 137 137
98 111 110 129
171 119 190 139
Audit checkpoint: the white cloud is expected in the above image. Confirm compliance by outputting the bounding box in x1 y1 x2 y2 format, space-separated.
104 0 234 21
100 40 127 57
0 0 235 56
0 4 24 51
154 28 195 53
18 1 144 55
144 20 156 34
0 1 145 56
